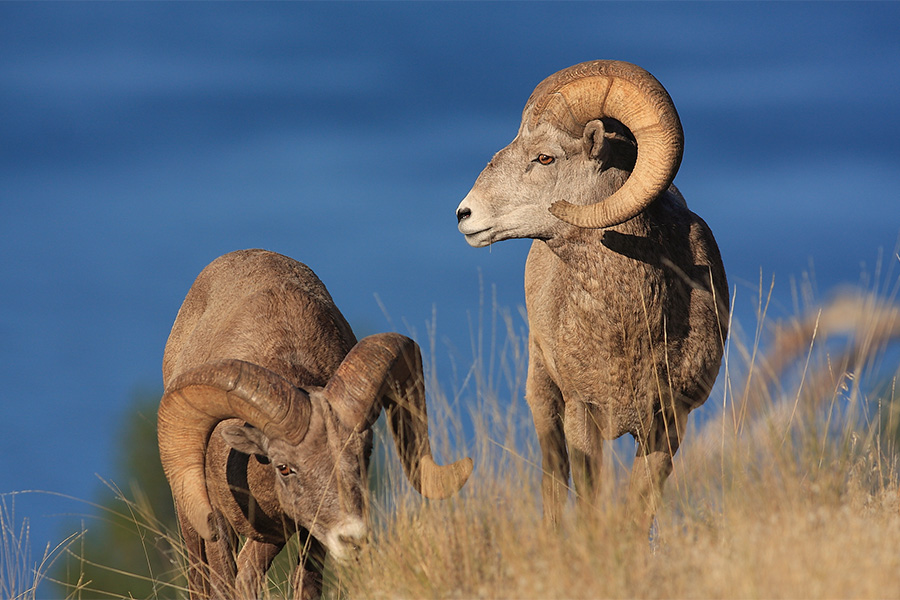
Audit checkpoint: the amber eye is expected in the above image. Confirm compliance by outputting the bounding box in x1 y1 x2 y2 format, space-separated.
536 154 555 165
276 464 293 477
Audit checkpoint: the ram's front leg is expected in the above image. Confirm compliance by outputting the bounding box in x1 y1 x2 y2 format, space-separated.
291 535 327 600
235 539 282 599
565 401 604 521
177 504 210 600
526 348 569 527
627 400 689 536
204 512 239 600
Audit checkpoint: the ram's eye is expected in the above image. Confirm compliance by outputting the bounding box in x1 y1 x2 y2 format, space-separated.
536 154 555 165
276 464 293 477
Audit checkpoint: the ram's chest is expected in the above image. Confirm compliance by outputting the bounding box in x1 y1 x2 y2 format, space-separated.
525 239 687 434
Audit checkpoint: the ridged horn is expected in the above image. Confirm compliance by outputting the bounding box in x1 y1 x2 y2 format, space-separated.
524 60 684 229
157 359 312 540
324 333 473 499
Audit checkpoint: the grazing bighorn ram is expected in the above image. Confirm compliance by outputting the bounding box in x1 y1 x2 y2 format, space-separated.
158 249 472 599
456 60 728 532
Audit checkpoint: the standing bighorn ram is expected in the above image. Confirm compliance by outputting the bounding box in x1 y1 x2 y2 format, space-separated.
158 249 472 599
456 60 728 532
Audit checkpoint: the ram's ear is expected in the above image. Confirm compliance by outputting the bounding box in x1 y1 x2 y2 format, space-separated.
582 119 610 164
220 423 270 457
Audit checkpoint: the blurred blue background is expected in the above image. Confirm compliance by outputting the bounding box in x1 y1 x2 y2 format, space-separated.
2 1 899 568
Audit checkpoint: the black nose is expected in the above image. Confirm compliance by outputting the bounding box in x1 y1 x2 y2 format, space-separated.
456 207 471 223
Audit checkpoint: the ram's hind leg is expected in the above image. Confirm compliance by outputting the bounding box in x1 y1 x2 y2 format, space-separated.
526 345 569 527
627 400 690 536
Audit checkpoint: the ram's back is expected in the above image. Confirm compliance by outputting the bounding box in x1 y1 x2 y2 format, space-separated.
162 249 357 391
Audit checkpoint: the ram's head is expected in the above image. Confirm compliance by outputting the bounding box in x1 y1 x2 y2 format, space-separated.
457 60 684 245
158 333 473 562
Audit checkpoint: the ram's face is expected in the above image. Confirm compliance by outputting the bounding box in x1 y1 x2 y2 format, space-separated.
220 401 372 564
456 122 595 247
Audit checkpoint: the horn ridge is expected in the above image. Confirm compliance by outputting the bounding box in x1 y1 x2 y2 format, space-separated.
158 359 312 540
525 60 684 229
323 333 473 498
169 359 311 441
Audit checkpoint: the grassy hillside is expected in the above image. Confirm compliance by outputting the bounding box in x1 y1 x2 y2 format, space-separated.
3 286 899 599
342 287 900 599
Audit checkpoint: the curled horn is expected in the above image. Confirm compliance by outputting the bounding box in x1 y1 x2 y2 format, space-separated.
324 333 473 498
524 60 684 229
157 359 312 540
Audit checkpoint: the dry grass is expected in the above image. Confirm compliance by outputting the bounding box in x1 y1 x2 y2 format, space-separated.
4 280 900 599
341 284 900 600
